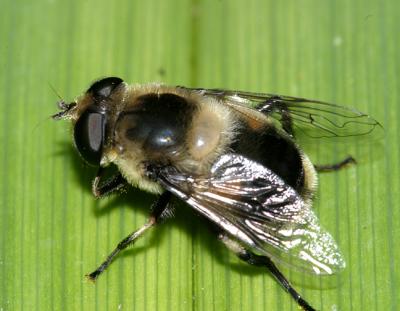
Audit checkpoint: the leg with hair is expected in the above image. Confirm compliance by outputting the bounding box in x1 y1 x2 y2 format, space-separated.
91 167 128 198
86 191 172 281
219 233 316 311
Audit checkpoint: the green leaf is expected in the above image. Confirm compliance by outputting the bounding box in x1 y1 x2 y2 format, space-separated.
1 0 398 310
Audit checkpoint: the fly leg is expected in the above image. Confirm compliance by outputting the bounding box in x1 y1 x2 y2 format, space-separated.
218 233 316 311
91 167 128 198
314 156 356 172
86 191 172 281
255 97 294 137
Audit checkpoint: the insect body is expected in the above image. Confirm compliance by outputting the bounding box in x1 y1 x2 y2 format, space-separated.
53 77 380 311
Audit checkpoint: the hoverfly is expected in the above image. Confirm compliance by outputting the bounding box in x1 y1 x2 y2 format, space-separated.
53 77 381 310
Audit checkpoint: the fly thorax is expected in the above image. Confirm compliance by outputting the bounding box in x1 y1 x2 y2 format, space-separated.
113 92 195 164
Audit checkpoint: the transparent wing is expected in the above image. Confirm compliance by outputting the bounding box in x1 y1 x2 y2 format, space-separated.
152 154 345 275
182 87 382 141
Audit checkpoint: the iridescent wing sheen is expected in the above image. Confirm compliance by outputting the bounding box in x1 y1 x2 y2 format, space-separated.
182 87 382 140
151 154 345 275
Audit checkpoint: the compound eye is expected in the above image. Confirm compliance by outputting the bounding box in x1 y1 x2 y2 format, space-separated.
87 77 123 100
74 109 106 166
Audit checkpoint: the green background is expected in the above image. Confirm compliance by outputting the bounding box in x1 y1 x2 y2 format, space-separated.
0 0 398 310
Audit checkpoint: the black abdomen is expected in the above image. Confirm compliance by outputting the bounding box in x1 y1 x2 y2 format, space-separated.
230 122 304 192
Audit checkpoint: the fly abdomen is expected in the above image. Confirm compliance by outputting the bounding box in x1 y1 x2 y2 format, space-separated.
231 123 304 193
